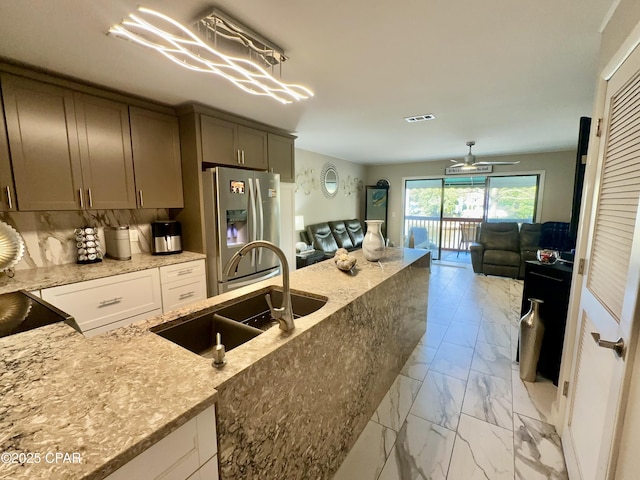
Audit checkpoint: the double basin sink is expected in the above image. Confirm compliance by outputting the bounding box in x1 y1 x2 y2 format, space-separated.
151 287 327 358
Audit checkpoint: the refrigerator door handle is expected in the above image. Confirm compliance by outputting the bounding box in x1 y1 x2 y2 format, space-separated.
255 178 264 264
248 178 257 267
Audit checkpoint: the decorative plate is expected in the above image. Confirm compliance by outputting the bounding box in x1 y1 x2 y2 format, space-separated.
0 221 25 273
0 292 32 337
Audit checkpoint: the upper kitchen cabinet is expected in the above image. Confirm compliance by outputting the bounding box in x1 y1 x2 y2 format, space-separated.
0 89 17 211
1 73 83 210
74 93 136 209
267 133 295 182
200 114 267 169
130 107 184 209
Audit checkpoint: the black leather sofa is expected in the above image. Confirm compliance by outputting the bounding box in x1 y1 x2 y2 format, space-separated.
470 222 570 279
301 219 365 257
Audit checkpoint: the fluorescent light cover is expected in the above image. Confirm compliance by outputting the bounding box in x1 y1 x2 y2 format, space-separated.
108 7 313 104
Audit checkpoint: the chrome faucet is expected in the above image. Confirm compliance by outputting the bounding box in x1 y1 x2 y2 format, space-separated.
223 241 295 333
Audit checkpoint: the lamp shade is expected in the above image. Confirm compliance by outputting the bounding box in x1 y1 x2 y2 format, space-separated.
295 215 305 231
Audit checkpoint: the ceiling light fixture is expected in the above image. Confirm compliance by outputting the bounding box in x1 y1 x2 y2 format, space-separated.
108 6 313 104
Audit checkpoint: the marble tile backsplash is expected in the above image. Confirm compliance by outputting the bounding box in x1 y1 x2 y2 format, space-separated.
0 209 169 270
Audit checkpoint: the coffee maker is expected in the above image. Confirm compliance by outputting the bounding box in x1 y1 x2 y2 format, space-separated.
151 221 182 255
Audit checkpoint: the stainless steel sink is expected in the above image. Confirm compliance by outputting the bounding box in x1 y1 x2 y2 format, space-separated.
151 311 262 358
215 287 328 331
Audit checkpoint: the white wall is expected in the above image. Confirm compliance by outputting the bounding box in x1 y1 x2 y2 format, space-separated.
294 149 366 235
365 150 577 247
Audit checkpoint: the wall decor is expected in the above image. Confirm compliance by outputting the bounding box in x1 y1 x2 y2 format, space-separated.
365 185 389 237
295 168 318 195
320 163 339 198
342 176 364 197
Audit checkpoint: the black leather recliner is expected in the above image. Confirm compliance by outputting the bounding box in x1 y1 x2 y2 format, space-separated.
470 222 521 278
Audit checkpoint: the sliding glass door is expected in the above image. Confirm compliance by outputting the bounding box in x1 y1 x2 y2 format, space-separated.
404 179 443 259
485 175 538 223
403 174 540 260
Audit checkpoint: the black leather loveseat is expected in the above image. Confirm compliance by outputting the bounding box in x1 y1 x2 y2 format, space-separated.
470 221 571 279
301 219 365 257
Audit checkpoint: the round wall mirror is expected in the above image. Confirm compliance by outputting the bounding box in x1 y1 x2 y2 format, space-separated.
321 163 339 198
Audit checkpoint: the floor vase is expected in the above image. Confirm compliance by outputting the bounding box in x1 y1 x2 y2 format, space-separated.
519 298 545 382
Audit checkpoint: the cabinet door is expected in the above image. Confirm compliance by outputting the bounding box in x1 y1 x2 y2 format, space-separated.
75 93 136 209
130 107 184 208
200 115 239 167
0 92 16 211
267 133 294 182
238 126 267 169
1 73 83 210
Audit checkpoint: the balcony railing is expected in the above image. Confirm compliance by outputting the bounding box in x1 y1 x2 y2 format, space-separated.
404 216 534 258
404 216 483 253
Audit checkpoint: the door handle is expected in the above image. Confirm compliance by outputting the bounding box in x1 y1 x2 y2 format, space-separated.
139 190 144 208
87 188 93 208
591 332 625 358
5 186 12 210
78 188 84 209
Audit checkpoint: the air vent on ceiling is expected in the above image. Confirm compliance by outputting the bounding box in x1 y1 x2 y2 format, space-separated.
404 114 436 123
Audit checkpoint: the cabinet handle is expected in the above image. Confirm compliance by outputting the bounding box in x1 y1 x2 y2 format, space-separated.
78 188 84 209
5 186 12 210
179 291 195 300
236 149 241 164
241 150 245 165
177 269 193 276
99 297 123 307
87 188 93 208
139 190 144 208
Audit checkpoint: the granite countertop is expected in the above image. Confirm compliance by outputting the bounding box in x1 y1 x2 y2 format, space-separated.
0 251 206 294
0 247 429 480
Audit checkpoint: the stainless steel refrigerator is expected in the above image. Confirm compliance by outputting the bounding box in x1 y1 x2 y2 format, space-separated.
203 167 281 296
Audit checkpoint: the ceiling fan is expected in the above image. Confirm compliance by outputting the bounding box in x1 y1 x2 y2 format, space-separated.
450 141 520 168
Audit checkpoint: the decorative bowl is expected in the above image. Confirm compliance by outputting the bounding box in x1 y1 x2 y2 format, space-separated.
536 249 559 264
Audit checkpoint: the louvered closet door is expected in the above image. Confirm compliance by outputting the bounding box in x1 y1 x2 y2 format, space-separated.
563 43 640 480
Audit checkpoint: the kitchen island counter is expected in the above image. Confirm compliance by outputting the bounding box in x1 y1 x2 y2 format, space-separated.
0 247 430 479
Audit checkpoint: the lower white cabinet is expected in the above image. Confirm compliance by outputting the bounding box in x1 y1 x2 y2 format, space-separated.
42 269 162 337
106 405 218 480
40 259 207 336
160 260 207 312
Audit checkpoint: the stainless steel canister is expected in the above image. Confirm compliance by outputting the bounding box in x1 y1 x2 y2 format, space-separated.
104 226 132 260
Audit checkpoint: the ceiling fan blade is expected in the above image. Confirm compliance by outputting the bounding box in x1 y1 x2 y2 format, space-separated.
474 161 521 166
450 162 464 168
450 159 460 164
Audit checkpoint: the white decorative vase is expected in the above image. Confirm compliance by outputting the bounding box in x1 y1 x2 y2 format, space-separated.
363 220 385 261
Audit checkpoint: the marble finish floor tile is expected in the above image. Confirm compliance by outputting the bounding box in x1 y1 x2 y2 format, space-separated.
452 305 483 325
462 370 513 430
401 343 437 381
471 341 512 380
378 414 455 480
477 321 511 348
422 323 448 348
372 374 422 432
430 342 474 380
334 265 563 480
447 414 514 480
481 305 511 325
514 414 568 480
511 370 557 423
332 420 397 480
443 322 480 348
410 371 466 430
